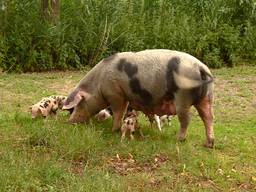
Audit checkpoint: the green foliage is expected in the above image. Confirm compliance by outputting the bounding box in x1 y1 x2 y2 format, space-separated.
0 0 255 72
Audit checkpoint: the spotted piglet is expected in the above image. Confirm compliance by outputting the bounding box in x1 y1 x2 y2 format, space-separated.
29 95 66 119
120 110 143 142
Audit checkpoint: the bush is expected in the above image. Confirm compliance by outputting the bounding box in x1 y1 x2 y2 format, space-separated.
0 0 255 72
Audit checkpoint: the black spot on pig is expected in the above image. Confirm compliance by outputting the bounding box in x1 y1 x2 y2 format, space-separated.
118 58 152 104
199 66 214 84
117 60 124 71
130 78 152 105
165 57 180 100
124 63 138 78
117 59 138 78
191 67 213 104
191 84 207 104
200 68 207 80
130 78 140 93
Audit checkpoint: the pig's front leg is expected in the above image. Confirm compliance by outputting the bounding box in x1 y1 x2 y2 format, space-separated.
111 99 129 132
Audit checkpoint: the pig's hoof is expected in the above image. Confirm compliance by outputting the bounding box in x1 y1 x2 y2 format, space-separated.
177 137 187 143
177 135 186 142
204 139 214 148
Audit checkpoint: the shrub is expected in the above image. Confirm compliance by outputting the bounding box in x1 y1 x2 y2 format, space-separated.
0 0 255 72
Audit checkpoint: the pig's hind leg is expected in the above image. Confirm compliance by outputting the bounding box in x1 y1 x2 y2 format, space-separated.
194 95 214 148
174 91 193 142
177 108 191 141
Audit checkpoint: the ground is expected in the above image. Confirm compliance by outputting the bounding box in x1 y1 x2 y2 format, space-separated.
0 66 255 191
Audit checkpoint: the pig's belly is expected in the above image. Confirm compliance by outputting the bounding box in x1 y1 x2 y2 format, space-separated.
129 99 176 116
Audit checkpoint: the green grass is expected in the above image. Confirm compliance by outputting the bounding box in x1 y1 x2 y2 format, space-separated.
0 66 256 191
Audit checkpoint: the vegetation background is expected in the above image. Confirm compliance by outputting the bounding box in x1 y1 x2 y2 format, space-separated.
0 1 256 191
0 0 256 72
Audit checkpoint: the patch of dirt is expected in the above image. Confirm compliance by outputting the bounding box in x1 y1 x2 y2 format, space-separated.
107 153 169 175
67 156 88 176
197 180 222 191
148 177 162 188
236 182 256 191
70 160 85 176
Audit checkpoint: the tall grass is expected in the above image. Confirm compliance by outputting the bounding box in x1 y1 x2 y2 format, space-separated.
0 0 255 72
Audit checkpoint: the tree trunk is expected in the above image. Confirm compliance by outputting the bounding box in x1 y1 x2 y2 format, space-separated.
41 0 60 24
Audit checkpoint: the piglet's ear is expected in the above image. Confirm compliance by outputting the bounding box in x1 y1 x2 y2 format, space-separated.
62 90 90 110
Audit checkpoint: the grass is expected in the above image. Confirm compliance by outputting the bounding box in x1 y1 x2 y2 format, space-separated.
0 66 256 191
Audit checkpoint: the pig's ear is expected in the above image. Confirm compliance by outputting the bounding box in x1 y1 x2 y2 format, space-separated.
62 90 90 110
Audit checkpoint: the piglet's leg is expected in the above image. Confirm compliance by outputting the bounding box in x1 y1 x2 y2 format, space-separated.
194 96 214 148
154 115 162 131
129 132 135 140
121 127 126 142
138 128 144 139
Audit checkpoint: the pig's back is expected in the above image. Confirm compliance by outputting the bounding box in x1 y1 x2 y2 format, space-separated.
99 49 211 106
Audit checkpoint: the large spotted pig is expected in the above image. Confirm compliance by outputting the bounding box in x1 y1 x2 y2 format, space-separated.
62 49 214 147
